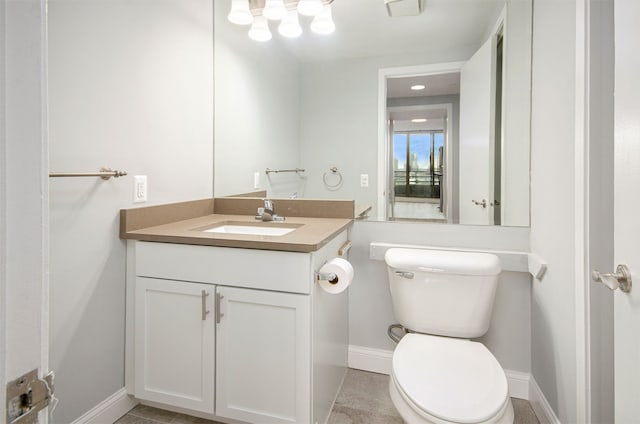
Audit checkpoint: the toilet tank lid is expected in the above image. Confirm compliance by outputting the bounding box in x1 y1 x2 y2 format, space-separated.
384 248 501 276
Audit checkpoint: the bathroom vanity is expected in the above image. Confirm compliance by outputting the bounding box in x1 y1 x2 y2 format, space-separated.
120 198 353 424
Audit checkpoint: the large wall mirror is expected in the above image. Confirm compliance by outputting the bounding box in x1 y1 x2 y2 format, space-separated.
214 0 532 226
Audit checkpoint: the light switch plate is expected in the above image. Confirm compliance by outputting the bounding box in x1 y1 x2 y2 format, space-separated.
134 175 147 203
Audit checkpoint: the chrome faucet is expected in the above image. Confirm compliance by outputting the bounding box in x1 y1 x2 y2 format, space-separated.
256 199 285 222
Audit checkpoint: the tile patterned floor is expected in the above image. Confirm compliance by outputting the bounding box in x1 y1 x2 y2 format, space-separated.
115 369 540 424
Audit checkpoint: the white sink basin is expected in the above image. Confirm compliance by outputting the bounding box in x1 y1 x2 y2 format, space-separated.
203 224 296 236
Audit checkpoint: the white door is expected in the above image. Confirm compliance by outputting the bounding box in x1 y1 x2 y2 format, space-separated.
2 1 50 422
215 286 311 424
459 36 496 225
614 0 640 421
134 277 215 414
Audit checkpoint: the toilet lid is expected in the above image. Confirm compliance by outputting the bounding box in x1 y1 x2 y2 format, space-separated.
392 334 508 424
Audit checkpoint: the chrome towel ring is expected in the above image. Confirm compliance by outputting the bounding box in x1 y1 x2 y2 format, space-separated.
323 166 343 190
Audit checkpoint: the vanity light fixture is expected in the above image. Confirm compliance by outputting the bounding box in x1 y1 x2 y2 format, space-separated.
228 0 254 25
411 118 428 123
310 4 336 34
297 0 324 16
230 0 335 41
410 84 426 90
249 15 273 41
263 0 287 20
279 7 303 38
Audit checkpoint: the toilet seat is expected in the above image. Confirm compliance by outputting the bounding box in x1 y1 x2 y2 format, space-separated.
391 334 511 424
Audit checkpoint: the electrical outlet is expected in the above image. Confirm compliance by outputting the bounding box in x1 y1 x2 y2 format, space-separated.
134 175 147 203
360 174 369 187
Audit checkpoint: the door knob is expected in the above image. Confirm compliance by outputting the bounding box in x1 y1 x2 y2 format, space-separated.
592 264 632 293
471 199 487 208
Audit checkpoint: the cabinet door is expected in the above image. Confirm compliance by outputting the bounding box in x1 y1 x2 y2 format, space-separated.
135 277 215 413
216 287 311 423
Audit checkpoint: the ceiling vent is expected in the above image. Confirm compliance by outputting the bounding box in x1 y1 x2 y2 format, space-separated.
385 0 423 17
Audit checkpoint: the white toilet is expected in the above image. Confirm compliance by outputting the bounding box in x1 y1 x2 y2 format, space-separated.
385 248 514 424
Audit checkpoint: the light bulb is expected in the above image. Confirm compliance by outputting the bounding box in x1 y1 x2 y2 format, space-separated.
228 0 253 25
279 9 302 38
297 0 323 17
310 4 335 35
248 15 272 42
263 0 287 20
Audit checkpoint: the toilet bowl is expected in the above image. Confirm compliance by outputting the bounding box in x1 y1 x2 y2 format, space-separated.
389 334 513 424
384 248 513 424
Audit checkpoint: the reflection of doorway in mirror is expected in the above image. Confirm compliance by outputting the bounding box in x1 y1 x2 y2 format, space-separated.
379 62 462 222
383 69 458 223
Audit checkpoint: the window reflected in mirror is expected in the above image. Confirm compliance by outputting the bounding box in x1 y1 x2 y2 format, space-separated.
391 131 446 221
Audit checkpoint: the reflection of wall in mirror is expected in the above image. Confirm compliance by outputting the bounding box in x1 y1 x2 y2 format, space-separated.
500 1 532 227
299 54 471 219
214 0 302 198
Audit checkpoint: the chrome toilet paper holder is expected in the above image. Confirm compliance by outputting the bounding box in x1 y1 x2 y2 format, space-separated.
315 260 338 282
315 270 338 282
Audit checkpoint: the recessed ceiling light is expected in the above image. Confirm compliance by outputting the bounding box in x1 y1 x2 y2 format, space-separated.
411 118 428 123
410 84 426 91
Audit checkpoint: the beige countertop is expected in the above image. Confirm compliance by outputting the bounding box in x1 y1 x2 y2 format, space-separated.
121 213 352 253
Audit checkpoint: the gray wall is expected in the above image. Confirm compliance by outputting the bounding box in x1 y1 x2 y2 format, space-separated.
349 221 532 373
530 0 578 422
48 1 214 422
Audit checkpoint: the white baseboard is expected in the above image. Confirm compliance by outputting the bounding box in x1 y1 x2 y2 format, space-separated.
348 345 532 401
504 369 530 400
348 345 393 375
71 388 138 424
529 376 562 424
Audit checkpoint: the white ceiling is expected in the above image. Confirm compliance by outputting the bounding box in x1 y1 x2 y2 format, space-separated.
277 0 506 62
386 72 460 98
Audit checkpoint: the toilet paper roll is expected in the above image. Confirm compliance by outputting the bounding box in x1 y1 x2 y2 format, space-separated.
317 257 354 294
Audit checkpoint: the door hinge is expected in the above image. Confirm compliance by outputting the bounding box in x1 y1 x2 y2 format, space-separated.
6 369 54 424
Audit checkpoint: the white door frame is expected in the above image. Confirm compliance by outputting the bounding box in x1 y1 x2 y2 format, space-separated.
377 61 464 221
1 0 50 422
574 0 593 422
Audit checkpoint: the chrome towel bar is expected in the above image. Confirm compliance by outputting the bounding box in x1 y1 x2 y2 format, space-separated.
265 168 305 175
49 167 127 180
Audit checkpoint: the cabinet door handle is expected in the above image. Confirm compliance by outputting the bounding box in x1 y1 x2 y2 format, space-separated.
215 292 225 324
201 290 210 321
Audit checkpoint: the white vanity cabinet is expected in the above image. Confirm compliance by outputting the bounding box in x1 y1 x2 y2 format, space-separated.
215 286 310 423
125 229 349 424
134 277 215 414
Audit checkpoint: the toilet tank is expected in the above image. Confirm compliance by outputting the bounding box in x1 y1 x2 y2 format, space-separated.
384 248 501 338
